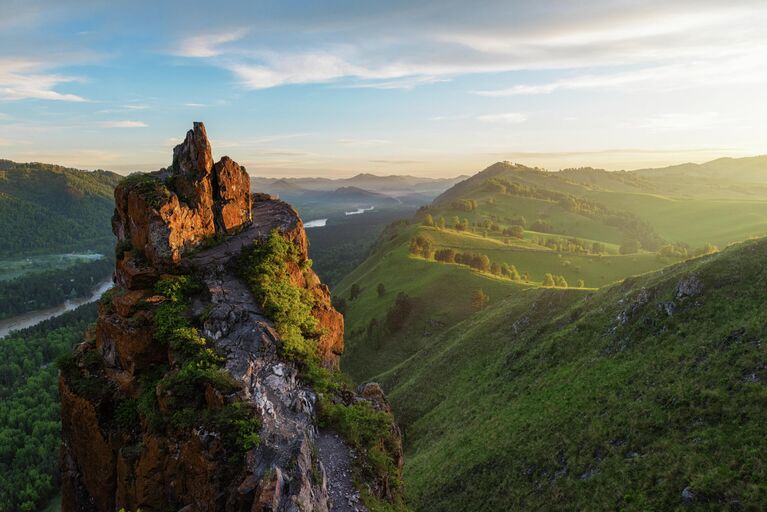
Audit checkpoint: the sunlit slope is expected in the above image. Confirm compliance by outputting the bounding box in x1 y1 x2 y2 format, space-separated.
380 237 767 511
335 222 525 381
435 161 767 248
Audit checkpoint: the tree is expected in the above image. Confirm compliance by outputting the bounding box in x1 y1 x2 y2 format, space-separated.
478 254 491 272
377 283 386 298
332 296 348 314
555 275 568 288
385 292 413 332
349 283 361 300
510 216 527 227
620 239 640 255
576 279 585 288
509 225 524 239
471 289 490 311
490 262 501 275
452 216 461 229
437 216 446 229
422 213 434 227
542 273 556 287
508 265 521 281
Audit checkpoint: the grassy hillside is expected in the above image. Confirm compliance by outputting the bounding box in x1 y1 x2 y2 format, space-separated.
337 158 767 510
376 237 767 510
0 160 121 256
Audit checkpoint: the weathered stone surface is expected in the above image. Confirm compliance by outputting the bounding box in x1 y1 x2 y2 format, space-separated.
60 379 115 512
112 121 252 275
61 123 400 512
213 156 252 232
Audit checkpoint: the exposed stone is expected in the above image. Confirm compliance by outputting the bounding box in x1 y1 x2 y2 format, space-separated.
61 123 401 512
676 275 704 299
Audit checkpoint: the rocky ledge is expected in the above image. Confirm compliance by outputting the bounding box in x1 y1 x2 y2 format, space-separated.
59 123 403 512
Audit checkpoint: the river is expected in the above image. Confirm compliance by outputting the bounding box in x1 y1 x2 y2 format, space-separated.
0 277 114 339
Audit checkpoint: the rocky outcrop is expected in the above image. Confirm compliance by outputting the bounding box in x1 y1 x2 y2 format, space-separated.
60 124 400 512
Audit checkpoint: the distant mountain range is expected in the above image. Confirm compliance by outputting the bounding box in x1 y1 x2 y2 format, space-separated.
251 172 469 203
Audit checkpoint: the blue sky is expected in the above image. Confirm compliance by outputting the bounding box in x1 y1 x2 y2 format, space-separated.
1 0 766 177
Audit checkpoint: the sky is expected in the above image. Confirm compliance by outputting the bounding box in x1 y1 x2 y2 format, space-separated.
0 0 766 178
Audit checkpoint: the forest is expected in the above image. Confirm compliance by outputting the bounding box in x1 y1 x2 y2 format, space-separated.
0 304 97 512
0 258 113 320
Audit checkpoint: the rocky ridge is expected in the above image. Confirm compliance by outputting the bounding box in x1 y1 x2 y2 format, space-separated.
59 123 402 511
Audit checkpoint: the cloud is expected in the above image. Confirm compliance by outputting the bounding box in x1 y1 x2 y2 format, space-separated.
476 112 527 124
0 59 87 102
167 2 767 92
123 104 148 110
99 120 148 128
174 29 249 58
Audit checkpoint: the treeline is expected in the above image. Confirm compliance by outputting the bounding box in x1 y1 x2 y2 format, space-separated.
410 236 585 287
658 243 719 259
0 304 98 512
480 176 665 250
0 257 113 320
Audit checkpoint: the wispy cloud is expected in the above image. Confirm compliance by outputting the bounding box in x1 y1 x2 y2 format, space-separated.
0 59 87 102
99 120 148 128
123 104 148 110
174 29 249 58
476 112 527 124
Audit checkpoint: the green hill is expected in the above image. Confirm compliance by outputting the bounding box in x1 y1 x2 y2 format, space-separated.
380 235 767 510
0 160 121 256
337 158 767 510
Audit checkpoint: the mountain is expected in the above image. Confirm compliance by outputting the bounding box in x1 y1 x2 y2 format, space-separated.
252 173 467 202
335 157 767 510
0 160 122 255
58 124 404 512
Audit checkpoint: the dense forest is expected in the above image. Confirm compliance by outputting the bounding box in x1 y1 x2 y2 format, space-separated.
0 160 120 256
0 304 97 512
0 258 113 320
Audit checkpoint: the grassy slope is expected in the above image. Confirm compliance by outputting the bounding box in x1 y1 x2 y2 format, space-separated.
337 223 528 382
382 238 767 511
337 161 767 511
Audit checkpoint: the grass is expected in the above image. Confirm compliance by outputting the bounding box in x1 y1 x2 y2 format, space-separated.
239 229 407 509
333 163 767 510
359 238 767 510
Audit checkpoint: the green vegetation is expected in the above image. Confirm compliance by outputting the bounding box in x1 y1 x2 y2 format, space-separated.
0 257 112 320
375 238 767 510
239 230 405 509
0 160 121 256
0 304 98 512
336 159 767 510
140 275 261 455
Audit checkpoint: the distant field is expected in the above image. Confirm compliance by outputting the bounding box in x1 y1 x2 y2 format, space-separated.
0 253 105 281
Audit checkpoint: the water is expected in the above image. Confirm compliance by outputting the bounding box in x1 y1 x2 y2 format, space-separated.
304 218 328 228
344 206 375 216
0 277 113 339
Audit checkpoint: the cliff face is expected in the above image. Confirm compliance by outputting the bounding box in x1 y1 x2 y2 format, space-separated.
59 123 401 512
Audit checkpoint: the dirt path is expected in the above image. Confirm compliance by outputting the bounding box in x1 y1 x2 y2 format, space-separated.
317 432 368 512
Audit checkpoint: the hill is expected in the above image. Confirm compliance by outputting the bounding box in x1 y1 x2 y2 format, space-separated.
0 160 121 255
377 235 767 510
335 157 767 510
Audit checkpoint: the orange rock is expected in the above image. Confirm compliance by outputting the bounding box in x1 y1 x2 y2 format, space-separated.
112 289 150 317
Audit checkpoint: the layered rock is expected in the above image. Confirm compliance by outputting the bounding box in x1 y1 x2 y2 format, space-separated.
60 124 399 512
